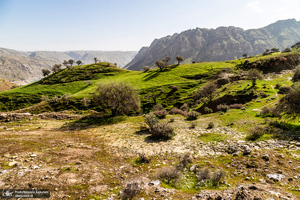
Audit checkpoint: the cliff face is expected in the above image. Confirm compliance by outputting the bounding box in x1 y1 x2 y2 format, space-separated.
125 19 300 71
0 48 137 85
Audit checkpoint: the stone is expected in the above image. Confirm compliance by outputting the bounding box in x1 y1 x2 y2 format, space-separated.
8 161 17 167
190 165 196 172
262 154 269 161
148 180 160 186
266 174 285 182
243 146 251 155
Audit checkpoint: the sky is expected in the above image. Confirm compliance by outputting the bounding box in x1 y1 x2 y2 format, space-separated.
0 0 299 51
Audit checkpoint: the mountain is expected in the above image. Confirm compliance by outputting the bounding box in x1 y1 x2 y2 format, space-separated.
125 19 300 71
0 48 137 85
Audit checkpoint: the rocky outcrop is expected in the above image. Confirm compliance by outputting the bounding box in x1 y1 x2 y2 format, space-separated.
125 19 300 71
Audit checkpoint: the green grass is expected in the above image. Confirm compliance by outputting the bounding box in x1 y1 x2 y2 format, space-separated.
198 133 228 142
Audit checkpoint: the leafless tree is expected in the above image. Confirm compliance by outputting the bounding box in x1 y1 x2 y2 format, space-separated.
176 56 184 65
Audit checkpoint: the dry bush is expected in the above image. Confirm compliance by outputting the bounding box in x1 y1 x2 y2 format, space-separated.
292 67 300 82
150 123 175 140
217 104 229 112
50 96 59 103
61 93 71 103
229 104 243 109
207 122 214 129
180 103 189 111
199 82 217 101
41 95 49 102
136 153 150 164
197 168 211 182
154 110 168 119
190 122 196 129
155 167 181 186
144 113 159 129
212 169 226 186
169 108 184 115
143 66 150 72
171 85 179 91
204 107 213 114
152 104 163 111
120 181 141 200
93 81 140 116
177 152 193 170
247 125 265 140
169 118 175 123
81 97 91 107
187 111 200 120
275 83 282 89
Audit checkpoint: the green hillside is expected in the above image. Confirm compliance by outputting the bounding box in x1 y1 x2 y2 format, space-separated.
0 50 300 115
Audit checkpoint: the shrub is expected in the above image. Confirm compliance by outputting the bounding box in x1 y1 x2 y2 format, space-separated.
197 168 211 182
150 123 175 140
136 153 150 164
278 86 292 94
204 107 213 114
144 113 159 129
180 103 189 111
211 169 226 186
292 67 300 82
247 125 265 140
120 181 141 200
187 111 200 120
143 66 150 72
154 109 168 119
93 81 140 116
169 118 175 123
247 69 264 86
41 95 49 102
229 104 243 109
152 104 163 111
61 93 72 103
200 82 217 101
81 97 91 107
155 167 181 186
280 57 288 62
269 57 275 62
177 152 193 170
190 122 196 129
169 108 183 115
275 83 281 89
260 107 271 115
171 86 179 91
217 104 229 112
50 96 59 103
207 122 214 129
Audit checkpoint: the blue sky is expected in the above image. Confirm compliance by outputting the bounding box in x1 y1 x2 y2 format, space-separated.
0 0 299 51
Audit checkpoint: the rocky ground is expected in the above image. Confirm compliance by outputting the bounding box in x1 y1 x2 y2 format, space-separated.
0 113 300 199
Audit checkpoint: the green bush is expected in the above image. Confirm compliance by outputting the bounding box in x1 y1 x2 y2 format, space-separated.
187 111 200 120
144 113 159 129
204 107 213 114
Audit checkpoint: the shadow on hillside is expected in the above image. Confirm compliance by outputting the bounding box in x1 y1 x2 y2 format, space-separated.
60 114 127 130
143 71 160 81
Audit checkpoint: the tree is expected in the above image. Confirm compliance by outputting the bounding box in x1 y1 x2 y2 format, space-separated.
94 57 98 64
42 68 51 77
247 69 264 86
162 56 171 65
242 53 248 58
176 56 184 65
52 64 62 73
93 82 140 116
76 60 82 66
271 48 280 52
276 83 300 119
199 82 217 102
155 60 166 71
68 59 74 66
63 60 69 67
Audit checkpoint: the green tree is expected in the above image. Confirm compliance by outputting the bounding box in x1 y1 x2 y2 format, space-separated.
68 59 74 67
42 68 51 77
93 82 140 116
247 69 264 86
176 56 184 65
155 60 166 71
76 60 82 66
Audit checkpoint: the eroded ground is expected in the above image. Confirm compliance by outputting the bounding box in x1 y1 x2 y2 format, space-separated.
0 115 300 199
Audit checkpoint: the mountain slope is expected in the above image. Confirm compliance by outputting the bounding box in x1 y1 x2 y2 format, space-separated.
125 19 300 71
0 47 137 84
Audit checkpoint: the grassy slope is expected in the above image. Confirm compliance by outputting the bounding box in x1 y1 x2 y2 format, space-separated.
0 51 297 113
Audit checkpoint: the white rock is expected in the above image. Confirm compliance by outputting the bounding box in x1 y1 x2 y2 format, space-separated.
266 174 285 181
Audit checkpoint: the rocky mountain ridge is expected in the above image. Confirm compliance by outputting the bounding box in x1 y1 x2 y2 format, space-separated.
125 19 300 70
